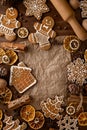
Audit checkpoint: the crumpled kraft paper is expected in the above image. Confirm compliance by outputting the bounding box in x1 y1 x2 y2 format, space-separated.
18 42 71 110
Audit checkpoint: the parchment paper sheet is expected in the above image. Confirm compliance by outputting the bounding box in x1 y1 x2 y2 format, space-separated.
18 41 71 109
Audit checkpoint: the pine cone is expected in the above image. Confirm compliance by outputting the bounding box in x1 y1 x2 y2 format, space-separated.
0 66 8 77
68 84 80 95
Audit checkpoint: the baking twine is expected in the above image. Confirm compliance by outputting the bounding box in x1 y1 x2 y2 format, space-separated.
76 93 83 111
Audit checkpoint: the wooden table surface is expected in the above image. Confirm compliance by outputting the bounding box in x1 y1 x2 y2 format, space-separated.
0 0 87 130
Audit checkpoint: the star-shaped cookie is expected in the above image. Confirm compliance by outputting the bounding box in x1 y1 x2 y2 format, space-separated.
23 0 49 20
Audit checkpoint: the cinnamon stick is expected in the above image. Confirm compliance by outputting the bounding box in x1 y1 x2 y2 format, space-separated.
0 42 27 51
67 95 87 104
49 128 55 130
8 95 31 110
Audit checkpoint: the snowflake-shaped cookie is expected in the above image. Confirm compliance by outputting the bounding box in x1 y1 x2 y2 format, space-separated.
80 0 87 18
57 115 78 130
67 58 87 86
40 96 64 120
23 0 49 20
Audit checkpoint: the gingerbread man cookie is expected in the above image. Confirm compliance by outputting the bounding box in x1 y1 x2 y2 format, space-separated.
28 16 56 50
0 7 21 41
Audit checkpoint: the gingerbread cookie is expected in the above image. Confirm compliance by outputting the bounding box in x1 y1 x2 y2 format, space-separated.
9 64 37 93
40 96 64 120
23 0 49 20
28 16 56 50
80 0 87 18
0 7 21 41
3 115 27 130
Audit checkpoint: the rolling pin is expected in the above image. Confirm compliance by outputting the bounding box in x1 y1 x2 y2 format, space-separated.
50 0 87 41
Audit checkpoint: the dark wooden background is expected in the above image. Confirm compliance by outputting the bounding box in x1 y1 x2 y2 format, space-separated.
0 0 87 130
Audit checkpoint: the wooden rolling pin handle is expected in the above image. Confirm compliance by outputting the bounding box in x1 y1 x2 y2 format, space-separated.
68 16 87 41
50 0 87 41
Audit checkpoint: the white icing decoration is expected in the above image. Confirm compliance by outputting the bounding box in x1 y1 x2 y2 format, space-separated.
43 24 49 30
80 0 87 18
34 24 52 45
6 19 11 25
8 7 16 16
0 23 15 35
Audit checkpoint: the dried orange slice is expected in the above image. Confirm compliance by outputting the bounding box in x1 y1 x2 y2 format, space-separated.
4 88 12 103
2 55 10 64
5 50 18 65
84 49 87 62
28 111 45 130
20 105 35 122
17 27 29 38
78 112 87 126
63 35 80 52
0 48 5 56
0 87 12 104
0 48 5 64
0 109 2 120
0 120 3 130
66 105 75 116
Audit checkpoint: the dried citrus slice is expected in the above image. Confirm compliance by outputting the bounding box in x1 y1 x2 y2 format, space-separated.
5 50 18 65
4 88 12 103
20 105 35 122
66 105 75 116
2 55 10 64
0 87 12 104
84 49 87 62
28 111 45 130
0 48 5 56
0 48 6 64
78 112 87 126
63 35 80 52
17 27 29 38
0 109 3 120
0 120 3 130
